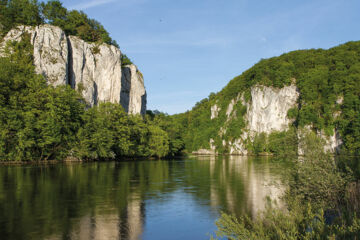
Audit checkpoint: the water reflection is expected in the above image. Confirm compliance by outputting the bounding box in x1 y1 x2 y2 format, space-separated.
0 156 289 240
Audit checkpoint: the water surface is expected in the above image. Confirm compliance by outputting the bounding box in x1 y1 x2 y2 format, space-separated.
0 155 289 240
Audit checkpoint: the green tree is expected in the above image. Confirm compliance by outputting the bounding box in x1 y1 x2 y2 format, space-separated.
75 103 131 160
40 0 67 27
147 125 169 158
0 37 84 161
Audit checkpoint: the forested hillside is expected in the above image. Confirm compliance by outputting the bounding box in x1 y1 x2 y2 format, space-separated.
174 41 360 155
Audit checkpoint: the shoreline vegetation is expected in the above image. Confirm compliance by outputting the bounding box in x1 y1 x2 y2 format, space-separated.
212 137 360 239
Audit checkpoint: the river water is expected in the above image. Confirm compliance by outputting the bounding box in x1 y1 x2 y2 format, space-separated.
0 155 290 240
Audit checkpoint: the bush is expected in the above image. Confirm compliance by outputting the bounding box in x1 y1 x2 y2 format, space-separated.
212 135 360 239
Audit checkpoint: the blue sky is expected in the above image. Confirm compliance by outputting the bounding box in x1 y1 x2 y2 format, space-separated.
58 0 360 114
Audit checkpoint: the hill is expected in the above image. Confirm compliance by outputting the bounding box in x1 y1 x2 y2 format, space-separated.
174 41 360 156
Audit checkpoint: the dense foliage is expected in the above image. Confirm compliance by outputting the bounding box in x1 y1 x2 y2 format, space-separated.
213 135 360 239
0 0 119 46
176 41 360 155
0 37 183 161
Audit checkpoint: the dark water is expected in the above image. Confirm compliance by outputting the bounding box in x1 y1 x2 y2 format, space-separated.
0 155 290 240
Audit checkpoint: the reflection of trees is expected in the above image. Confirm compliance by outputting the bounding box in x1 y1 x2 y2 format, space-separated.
0 161 174 240
0 157 287 239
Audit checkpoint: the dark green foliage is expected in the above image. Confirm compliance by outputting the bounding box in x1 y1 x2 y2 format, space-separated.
214 204 360 240
268 128 298 158
248 133 268 155
147 125 169 158
177 41 360 155
121 54 133 66
145 110 185 156
75 103 130 160
172 96 219 152
213 137 360 239
0 0 119 47
0 0 43 35
0 37 84 161
40 0 66 26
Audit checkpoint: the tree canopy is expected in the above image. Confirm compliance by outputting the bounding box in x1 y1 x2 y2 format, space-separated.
0 0 119 47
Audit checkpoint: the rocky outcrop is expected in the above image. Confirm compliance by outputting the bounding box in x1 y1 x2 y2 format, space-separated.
192 149 216 155
2 25 68 86
192 139 216 155
226 97 239 119
195 84 302 155
245 84 299 135
298 125 343 155
194 82 344 156
211 104 220 119
228 133 248 155
1 25 146 114
121 65 147 115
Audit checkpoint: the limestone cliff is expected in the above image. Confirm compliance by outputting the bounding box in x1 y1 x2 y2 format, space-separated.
245 84 299 135
121 65 147 115
201 83 342 155
1 25 146 114
2 25 68 86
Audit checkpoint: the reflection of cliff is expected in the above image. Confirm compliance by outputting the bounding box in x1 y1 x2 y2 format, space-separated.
65 192 144 240
126 193 144 240
204 155 285 217
66 192 144 240
232 156 285 216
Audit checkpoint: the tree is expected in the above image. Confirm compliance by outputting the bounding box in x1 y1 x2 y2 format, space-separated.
75 103 131 160
0 37 84 161
147 125 169 158
40 0 67 27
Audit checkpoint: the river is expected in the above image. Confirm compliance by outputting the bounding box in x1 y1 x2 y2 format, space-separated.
0 155 291 240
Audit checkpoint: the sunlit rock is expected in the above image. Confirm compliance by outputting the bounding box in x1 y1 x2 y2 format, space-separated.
1 25 147 114
211 104 220 119
246 84 299 136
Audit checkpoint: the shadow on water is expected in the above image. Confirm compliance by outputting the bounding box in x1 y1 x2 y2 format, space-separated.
0 156 291 240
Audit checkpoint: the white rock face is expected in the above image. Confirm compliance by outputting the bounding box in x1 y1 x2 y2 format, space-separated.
297 125 313 156
336 96 344 105
2 25 68 86
68 36 123 106
246 84 299 135
121 65 147 115
198 84 299 155
192 149 216 155
211 104 220 119
67 36 97 105
1 25 147 114
210 138 216 151
320 130 343 154
297 125 343 155
226 98 236 118
228 135 248 155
